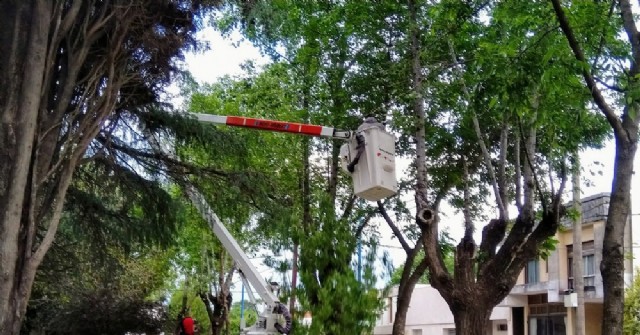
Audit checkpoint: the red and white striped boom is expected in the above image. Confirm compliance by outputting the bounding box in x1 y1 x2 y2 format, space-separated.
193 113 352 140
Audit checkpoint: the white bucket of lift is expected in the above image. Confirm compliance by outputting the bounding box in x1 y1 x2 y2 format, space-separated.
340 122 397 201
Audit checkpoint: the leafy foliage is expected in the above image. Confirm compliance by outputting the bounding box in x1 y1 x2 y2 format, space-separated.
0 0 233 331
25 224 173 335
624 270 640 335
295 198 384 335
218 1 617 335
389 232 456 286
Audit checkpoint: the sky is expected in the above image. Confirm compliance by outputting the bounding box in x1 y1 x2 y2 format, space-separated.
181 26 640 292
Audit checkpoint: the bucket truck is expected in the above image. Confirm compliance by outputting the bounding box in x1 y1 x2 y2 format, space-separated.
155 114 398 334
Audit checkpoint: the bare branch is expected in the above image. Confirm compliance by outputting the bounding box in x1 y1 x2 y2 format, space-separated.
462 158 474 240
514 132 523 211
408 0 428 205
406 256 429 285
419 214 453 302
517 113 547 213
339 194 357 222
497 117 509 217
29 160 75 268
355 213 374 239
377 201 411 254
594 76 624 93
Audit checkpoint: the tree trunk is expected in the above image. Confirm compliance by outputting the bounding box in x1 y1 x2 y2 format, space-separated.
211 316 224 335
290 242 298 317
601 136 637 335
391 293 410 335
388 243 427 335
452 304 491 335
391 265 426 335
200 292 230 335
0 1 51 333
572 155 585 335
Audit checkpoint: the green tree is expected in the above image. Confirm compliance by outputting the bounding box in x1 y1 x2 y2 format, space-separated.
25 230 174 334
228 301 258 335
402 1 608 333
0 1 218 332
23 152 192 334
218 3 398 333
224 2 612 335
188 55 387 335
550 1 640 333
184 62 307 331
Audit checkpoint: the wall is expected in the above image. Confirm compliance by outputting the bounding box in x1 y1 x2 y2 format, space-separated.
584 303 603 335
375 285 512 335
374 285 455 335
404 285 454 326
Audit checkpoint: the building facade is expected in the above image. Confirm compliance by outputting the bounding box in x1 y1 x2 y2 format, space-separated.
374 193 636 335
374 284 511 335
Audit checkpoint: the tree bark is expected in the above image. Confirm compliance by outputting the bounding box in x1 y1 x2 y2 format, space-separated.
0 1 51 333
391 256 428 335
572 155 585 335
200 291 229 335
289 242 298 317
601 135 636 335
451 303 492 335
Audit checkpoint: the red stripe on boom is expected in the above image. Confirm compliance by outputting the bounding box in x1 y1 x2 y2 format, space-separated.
226 116 325 136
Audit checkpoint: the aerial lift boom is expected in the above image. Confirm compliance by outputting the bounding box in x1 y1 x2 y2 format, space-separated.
186 187 289 335
192 113 398 201
150 113 398 334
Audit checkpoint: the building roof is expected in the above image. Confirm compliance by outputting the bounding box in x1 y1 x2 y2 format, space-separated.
561 192 610 228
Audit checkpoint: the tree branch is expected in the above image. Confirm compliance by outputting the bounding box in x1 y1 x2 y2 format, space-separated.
339 194 357 222
514 134 523 211
354 214 374 240
447 39 507 219
377 201 411 254
407 255 429 285
96 135 228 178
497 117 509 217
594 76 624 93
620 0 640 73
517 114 547 213
462 158 474 240
550 0 625 137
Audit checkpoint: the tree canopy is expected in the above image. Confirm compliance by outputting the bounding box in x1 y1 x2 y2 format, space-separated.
2 1 638 335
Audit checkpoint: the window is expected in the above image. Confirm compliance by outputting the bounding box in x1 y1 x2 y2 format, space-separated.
444 329 455 335
568 241 596 289
412 329 423 335
529 316 566 335
526 259 539 284
583 254 596 287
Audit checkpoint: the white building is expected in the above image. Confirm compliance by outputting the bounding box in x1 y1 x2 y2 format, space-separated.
375 284 511 335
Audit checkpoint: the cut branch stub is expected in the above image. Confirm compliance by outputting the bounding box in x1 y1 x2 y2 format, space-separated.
417 208 435 227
